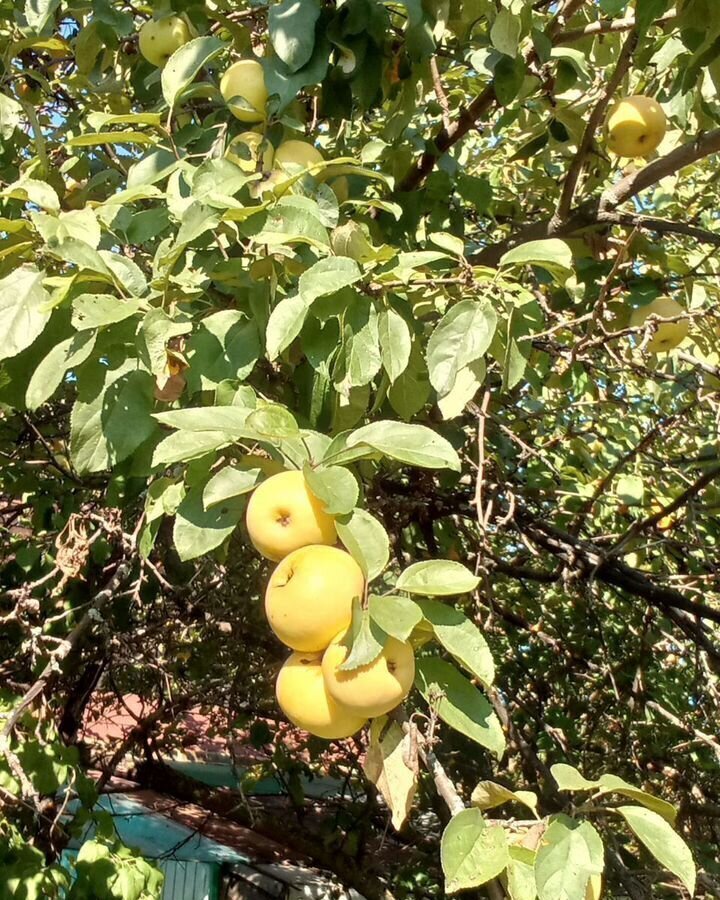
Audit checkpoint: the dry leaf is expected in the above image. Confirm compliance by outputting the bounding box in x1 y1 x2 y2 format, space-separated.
364 717 417 831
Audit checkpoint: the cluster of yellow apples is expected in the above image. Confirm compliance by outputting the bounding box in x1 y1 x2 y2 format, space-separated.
138 17 329 195
245 470 415 740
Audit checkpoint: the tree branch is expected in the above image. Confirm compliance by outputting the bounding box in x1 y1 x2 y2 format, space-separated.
554 29 638 224
515 511 720 629
598 127 720 212
470 129 720 266
1 559 133 740
398 85 496 193
597 210 720 246
555 10 677 45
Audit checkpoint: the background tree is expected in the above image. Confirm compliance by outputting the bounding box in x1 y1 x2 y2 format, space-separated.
1 0 720 897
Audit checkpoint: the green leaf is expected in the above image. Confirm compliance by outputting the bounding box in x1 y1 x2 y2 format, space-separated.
243 198 330 248
2 177 59 212
617 806 694 894
67 130 157 147
71 294 140 331
46 238 115 282
550 764 600 793
26 331 96 410
70 362 155 474
416 597 495 686
388 342 431 419
378 308 412 384
0 265 52 362
335 296 382 393
203 466 265 509
173 485 245 561
369 594 423 642
535 816 604 900
491 8 521 57
615 474 644 506
441 808 509 893
493 54 525 106
0 93 22 140
397 560 480 597
598 775 676 825
336 508 390 580
338 598 387 671
303 464 359 515
471 781 538 814
192 158 252 207
185 310 260 391
245 404 299 439
415 658 505 757
152 430 233 467
299 256 362 303
550 48 590 81
500 239 573 283
507 846 538 900
427 300 497 397
269 0 320 72
161 36 226 108
264 28 331 112
266 294 310 360
437 358 486 420
635 0 671 35
154 406 252 434
346 420 461 471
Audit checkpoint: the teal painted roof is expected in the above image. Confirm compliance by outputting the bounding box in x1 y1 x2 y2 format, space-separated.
67 794 249 865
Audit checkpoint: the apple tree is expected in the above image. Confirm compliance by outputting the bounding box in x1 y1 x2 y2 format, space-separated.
1 0 720 897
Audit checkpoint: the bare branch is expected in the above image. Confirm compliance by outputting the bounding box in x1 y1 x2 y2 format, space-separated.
429 57 451 130
597 210 720 246
555 10 677 45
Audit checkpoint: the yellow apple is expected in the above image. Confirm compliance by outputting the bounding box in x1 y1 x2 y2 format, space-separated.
322 631 416 718
220 59 268 123
606 95 666 158
276 651 367 739
245 469 336 561
273 140 325 177
225 131 274 173
265 545 364 652
629 296 689 353
138 16 191 68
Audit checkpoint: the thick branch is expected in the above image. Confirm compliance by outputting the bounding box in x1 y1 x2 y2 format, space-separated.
611 464 720 553
599 128 720 212
471 129 720 266
597 210 720 246
516 512 720 629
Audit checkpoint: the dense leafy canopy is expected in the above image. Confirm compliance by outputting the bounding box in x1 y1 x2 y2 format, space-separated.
2 0 720 897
